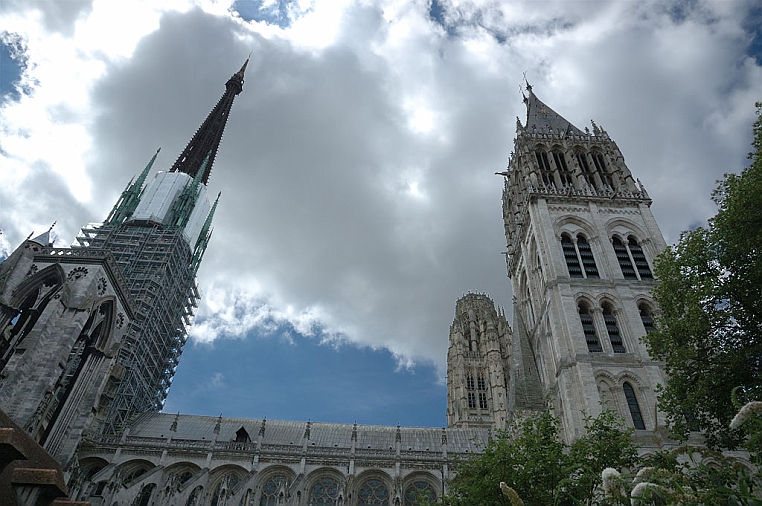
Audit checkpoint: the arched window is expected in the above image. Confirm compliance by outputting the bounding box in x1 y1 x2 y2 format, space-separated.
575 151 598 190
309 477 340 506
553 150 574 186
404 481 437 506
623 382 646 430
602 304 625 353
561 234 583 278
628 236 652 279
592 152 614 188
576 235 599 278
535 150 555 187
579 303 602 353
613 237 637 279
477 373 487 409
132 484 156 506
211 474 240 506
358 478 390 505
639 303 655 334
260 475 288 506
466 373 476 409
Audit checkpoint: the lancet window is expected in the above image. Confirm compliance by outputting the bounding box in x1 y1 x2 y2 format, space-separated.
561 233 599 279
575 151 598 190
466 373 476 409
613 237 637 279
602 303 625 353
592 152 614 188
553 150 574 186
535 150 555 187
623 382 646 430
358 478 390 506
579 303 602 353
628 237 653 279
477 373 487 409
561 234 583 278
639 303 655 334
132 484 156 506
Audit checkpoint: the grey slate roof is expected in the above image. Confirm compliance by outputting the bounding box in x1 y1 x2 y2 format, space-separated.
524 89 584 135
128 413 489 453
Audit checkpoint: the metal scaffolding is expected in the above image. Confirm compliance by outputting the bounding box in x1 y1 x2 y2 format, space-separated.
74 223 198 434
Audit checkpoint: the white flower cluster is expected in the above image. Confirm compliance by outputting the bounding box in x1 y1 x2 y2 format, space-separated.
730 401 762 429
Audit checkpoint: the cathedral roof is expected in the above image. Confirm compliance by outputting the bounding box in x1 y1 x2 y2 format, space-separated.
127 412 490 453
523 86 584 136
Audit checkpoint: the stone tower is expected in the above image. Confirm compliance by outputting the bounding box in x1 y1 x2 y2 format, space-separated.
0 60 247 464
500 85 668 441
446 293 512 429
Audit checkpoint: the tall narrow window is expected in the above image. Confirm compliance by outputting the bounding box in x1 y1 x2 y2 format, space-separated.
602 304 625 353
536 150 555 187
579 303 602 353
592 152 614 188
576 235 599 278
628 236 652 279
576 151 598 190
639 304 655 334
466 374 476 409
477 374 487 409
260 476 288 506
562 234 583 278
613 237 637 279
553 150 574 186
623 382 646 429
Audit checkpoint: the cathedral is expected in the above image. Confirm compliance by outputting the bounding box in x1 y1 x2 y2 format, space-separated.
0 61 673 505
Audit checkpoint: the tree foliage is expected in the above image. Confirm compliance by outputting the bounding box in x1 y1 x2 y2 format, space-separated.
644 103 762 451
444 411 637 506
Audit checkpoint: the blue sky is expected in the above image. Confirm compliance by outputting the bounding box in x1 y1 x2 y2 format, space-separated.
1 0 760 428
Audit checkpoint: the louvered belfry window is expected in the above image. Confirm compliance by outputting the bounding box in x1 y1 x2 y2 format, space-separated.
628 236 653 279
562 234 583 278
579 303 602 353
613 237 637 279
576 235 599 278
603 304 625 353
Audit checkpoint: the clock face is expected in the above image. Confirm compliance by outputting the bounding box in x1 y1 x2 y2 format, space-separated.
538 108 549 115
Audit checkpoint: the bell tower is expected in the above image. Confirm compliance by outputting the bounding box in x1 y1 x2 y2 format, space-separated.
446 293 511 429
500 85 668 441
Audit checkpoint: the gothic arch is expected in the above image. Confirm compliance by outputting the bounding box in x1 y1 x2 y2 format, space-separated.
256 466 295 506
554 216 597 241
604 218 648 242
305 469 345 506
116 459 156 488
208 464 247 506
402 473 440 506
353 470 393 506
7 262 65 308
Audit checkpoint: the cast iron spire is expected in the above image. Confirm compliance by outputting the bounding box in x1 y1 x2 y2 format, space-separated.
168 58 248 184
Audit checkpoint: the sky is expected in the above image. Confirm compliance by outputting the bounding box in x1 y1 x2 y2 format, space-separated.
0 0 760 428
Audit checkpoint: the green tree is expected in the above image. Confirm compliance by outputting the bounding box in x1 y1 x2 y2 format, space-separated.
444 411 637 506
643 103 762 451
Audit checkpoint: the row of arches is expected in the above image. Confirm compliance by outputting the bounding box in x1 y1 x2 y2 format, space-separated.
576 295 657 354
77 458 441 506
560 232 652 281
533 146 618 192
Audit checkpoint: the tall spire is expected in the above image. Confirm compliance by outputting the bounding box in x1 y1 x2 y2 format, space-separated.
523 87 583 135
168 58 249 184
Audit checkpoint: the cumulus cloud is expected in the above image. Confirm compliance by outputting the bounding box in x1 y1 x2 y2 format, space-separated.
1 0 760 378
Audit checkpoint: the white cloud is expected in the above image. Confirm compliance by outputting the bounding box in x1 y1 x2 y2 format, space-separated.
1 0 760 378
